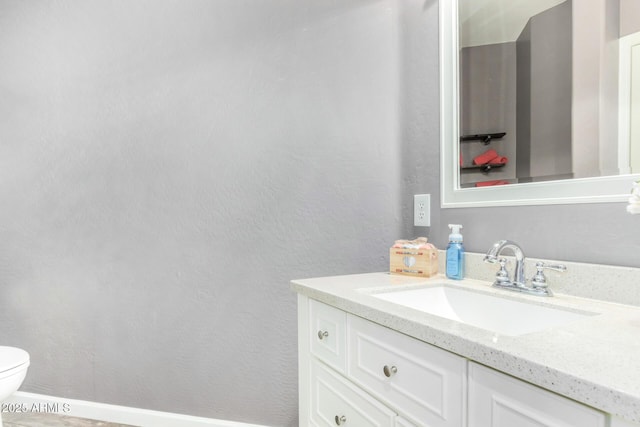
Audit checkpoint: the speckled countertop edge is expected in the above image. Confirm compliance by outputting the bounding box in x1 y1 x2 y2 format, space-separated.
291 267 640 423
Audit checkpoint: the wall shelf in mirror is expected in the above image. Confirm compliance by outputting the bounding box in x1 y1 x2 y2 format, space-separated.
460 132 506 145
460 163 506 173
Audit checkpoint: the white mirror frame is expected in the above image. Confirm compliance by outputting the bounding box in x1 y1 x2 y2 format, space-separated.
439 0 640 208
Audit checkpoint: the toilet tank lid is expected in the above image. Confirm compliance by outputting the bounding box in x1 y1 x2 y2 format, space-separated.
0 347 29 372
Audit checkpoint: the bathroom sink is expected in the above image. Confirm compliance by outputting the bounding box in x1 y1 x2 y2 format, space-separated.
372 285 596 336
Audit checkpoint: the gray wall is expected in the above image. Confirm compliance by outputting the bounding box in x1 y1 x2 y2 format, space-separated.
620 0 640 37
0 1 405 425
516 23 532 180
517 1 573 181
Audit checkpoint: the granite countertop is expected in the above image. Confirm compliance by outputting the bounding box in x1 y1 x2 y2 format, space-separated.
291 271 640 423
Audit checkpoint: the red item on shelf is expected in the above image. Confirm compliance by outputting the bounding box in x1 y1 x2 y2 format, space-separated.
473 149 499 165
475 180 510 187
492 156 508 164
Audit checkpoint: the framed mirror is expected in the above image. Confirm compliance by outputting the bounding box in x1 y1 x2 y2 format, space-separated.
440 0 640 208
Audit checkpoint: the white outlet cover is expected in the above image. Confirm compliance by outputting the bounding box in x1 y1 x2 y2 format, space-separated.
414 194 431 227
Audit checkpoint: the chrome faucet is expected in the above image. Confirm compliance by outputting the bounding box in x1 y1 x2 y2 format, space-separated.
483 240 566 297
484 240 526 285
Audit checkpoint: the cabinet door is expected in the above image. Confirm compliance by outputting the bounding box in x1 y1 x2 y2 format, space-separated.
310 299 348 374
310 359 396 427
468 362 606 427
348 314 466 427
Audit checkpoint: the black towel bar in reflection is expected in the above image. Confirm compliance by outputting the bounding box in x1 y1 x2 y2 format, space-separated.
460 132 506 145
460 163 506 173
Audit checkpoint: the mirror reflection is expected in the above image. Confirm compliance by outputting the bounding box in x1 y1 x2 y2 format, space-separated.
458 0 640 189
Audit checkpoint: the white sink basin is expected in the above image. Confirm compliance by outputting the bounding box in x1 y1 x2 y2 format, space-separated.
372 285 597 336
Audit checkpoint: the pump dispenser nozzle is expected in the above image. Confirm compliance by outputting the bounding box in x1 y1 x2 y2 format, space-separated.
448 224 463 242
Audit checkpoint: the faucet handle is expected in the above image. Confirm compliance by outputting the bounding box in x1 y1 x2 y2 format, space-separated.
536 261 567 272
494 258 511 284
531 261 567 290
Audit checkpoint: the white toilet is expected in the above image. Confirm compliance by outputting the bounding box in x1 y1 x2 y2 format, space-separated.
0 347 30 426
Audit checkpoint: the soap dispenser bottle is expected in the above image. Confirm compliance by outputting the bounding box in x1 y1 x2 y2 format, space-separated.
446 224 465 280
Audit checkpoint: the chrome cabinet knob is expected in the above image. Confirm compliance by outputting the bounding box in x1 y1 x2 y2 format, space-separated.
335 415 347 425
383 365 397 377
317 330 329 340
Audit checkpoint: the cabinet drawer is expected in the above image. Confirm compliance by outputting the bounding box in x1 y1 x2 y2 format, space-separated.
468 362 606 427
310 359 395 427
310 299 347 373
348 315 466 427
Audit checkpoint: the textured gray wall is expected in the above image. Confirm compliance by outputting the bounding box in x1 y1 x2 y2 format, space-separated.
398 0 440 233
0 1 404 425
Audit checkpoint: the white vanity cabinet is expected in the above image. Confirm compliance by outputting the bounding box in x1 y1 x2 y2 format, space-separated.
300 297 465 426
468 362 606 427
299 295 611 427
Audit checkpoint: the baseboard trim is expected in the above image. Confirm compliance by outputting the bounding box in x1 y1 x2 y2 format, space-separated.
6 392 269 427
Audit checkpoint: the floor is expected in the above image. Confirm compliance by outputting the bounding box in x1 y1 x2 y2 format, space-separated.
3 412 137 427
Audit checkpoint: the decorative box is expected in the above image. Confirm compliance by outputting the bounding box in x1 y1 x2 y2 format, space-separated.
389 246 438 278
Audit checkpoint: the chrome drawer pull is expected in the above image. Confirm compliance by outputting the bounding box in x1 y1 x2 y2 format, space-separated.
335 415 347 425
383 365 398 377
317 330 329 340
